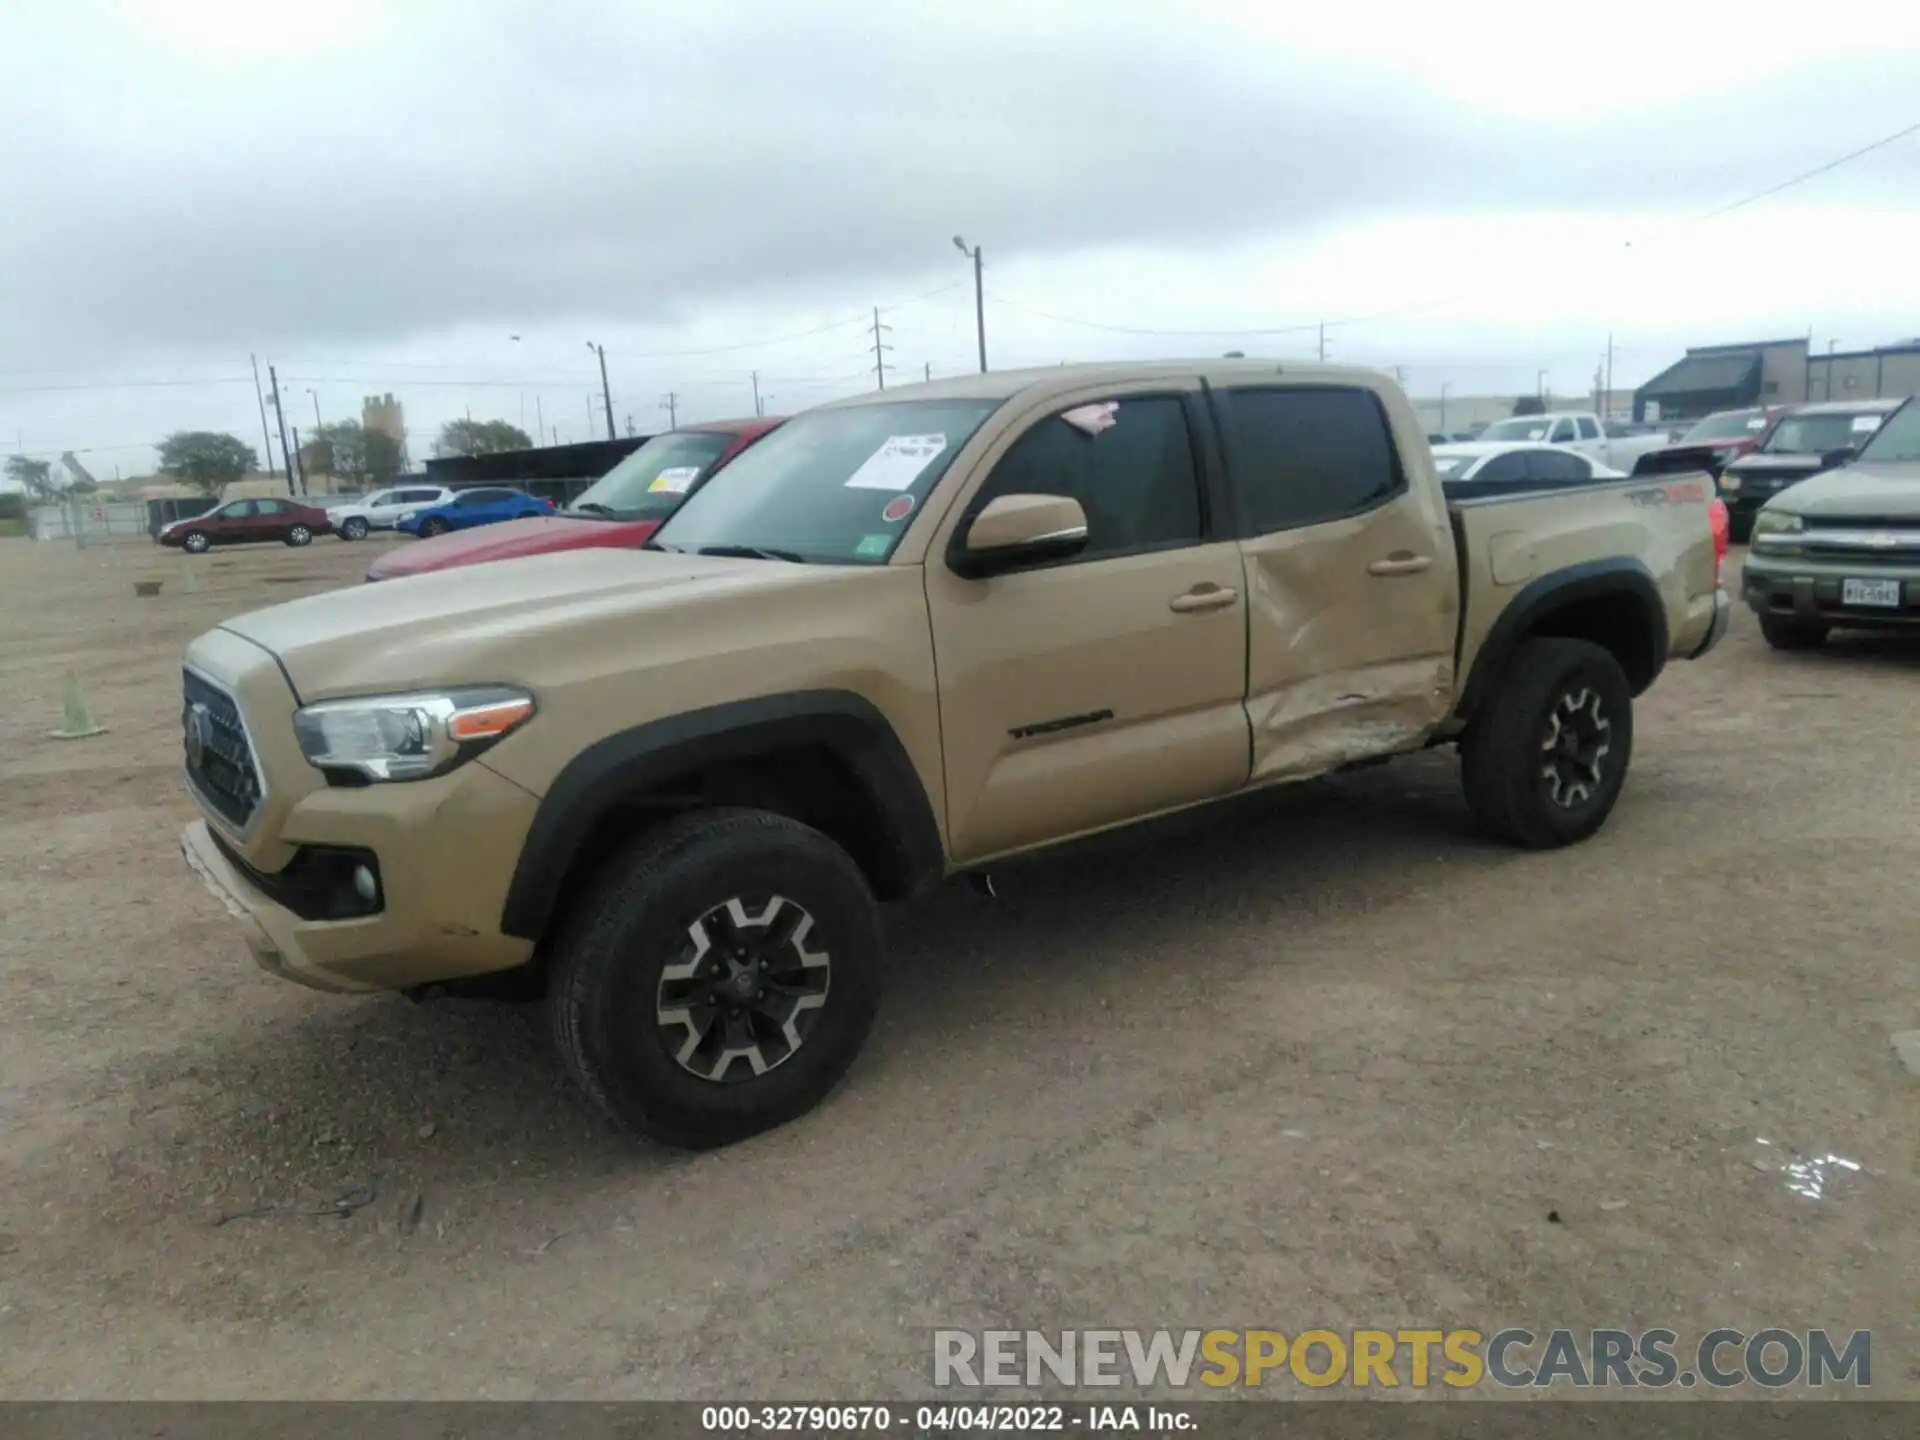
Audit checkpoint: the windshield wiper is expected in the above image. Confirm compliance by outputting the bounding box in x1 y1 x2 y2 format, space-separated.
695 544 807 563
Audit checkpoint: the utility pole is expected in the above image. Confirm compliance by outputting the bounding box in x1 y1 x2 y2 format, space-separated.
626 413 635 437
1604 333 1615 418
953 236 987 372
588 342 616 439
267 363 295 495
308 390 322 431
291 424 305 495
251 354 276 479
1317 322 1326 363
661 392 679 428
924 362 932 383
1440 381 1450 431
751 370 762 418
869 306 893 391
1826 337 1837 400
536 396 545 444
587 394 595 434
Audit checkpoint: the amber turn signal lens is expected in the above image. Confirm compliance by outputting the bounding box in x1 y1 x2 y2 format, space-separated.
448 698 535 742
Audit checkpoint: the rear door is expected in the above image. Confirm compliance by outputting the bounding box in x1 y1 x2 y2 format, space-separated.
926 381 1251 862
1571 415 1608 463
253 498 292 538
213 500 258 543
1209 378 1460 782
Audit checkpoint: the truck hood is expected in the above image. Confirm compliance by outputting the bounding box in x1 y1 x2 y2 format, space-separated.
218 547 867 700
1769 460 1920 518
365 515 661 581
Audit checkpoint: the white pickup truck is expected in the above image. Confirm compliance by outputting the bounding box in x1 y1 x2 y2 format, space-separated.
1475 412 1672 472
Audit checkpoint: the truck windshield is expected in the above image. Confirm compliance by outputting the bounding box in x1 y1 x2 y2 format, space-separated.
1762 412 1882 455
651 399 1001 564
1479 417 1557 442
568 431 733 520
1680 411 1765 442
1854 402 1920 463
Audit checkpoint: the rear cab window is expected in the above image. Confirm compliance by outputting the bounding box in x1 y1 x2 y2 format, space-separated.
1212 385 1405 533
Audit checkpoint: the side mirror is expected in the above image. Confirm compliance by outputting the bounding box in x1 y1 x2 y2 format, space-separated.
954 493 1088 578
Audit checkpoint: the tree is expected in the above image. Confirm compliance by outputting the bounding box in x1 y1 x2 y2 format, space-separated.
157 431 257 494
4 455 56 501
434 418 533 457
307 420 366 483
364 426 403 483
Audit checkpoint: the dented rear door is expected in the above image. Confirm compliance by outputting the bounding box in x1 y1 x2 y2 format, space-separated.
1208 377 1461 783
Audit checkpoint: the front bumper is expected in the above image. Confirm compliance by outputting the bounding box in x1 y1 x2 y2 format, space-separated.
1742 551 1920 629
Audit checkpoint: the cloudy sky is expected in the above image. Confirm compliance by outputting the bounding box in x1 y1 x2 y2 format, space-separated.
6 0 1920 479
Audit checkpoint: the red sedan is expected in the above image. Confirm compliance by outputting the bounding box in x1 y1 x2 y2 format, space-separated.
365 418 782 582
158 497 334 553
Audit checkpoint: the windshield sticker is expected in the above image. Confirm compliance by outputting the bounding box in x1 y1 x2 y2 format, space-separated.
844 434 948 491
1851 415 1882 432
1526 428 1549 440
1061 401 1119 437
647 465 701 494
882 494 915 523
854 533 892 558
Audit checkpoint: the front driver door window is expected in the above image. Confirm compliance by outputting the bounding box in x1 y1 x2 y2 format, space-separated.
926 385 1251 862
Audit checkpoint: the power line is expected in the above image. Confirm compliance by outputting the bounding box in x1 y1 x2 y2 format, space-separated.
1695 118 1920 222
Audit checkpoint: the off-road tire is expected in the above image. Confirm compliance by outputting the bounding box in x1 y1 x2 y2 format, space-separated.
1461 637 1634 849
340 516 369 541
181 531 210 554
285 525 313 547
1758 615 1829 651
418 516 448 538
548 808 883 1149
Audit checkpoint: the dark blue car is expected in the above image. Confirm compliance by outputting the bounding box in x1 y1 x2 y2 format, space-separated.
396 486 554 538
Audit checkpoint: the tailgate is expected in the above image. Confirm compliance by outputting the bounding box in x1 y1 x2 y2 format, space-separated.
1451 474 1723 681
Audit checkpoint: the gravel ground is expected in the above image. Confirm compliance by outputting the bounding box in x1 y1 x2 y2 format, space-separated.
0 534 1915 1401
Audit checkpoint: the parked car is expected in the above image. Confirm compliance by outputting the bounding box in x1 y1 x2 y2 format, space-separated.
157 497 333 553
178 361 1727 1149
330 483 457 541
1627 405 1788 484
394 487 553 537
1430 442 1624 500
365 418 782 582
1715 398 1903 541
1474 411 1671 471
1742 396 1920 649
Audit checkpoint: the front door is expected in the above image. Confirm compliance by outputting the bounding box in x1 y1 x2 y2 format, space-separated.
1208 378 1460 782
926 383 1251 864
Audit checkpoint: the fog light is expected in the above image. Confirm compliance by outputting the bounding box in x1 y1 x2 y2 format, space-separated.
353 865 379 904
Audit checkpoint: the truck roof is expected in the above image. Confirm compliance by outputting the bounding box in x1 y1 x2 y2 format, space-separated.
814 360 1386 408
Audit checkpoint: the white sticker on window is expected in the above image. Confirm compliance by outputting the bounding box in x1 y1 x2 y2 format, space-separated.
1062 401 1119 436
1527 427 1549 441
843 433 948 490
1746 417 1767 429
647 465 701 494
1850 415 1882 433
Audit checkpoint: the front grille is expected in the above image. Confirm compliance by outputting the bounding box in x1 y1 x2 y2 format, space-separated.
1801 518 1920 567
183 669 263 829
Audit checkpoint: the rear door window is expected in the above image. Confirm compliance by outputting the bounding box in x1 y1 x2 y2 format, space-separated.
1549 419 1576 443
1214 385 1404 534
1576 418 1600 440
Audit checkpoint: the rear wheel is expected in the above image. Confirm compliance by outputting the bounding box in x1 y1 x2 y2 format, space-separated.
418 516 448 538
1461 637 1634 849
285 524 313 547
340 516 369 541
1759 616 1829 651
548 808 882 1149
181 531 210 554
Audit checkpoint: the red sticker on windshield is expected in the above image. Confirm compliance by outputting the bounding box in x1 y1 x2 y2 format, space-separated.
882 494 915 523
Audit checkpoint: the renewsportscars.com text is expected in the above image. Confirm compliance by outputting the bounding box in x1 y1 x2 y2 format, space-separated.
933 1327 1871 1390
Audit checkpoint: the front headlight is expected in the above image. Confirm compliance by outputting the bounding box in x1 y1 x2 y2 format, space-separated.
1750 510 1804 541
293 686 535 782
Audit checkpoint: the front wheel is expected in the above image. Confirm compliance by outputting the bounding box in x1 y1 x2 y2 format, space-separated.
340 516 369 541
181 531 210 554
1759 616 1828 651
285 525 313 547
548 809 882 1149
418 516 448 538
1461 637 1634 849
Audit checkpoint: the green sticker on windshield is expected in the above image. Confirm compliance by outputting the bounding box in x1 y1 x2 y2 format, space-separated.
854 533 892 559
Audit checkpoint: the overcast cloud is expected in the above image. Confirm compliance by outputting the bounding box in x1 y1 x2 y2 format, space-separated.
5 0 1919 473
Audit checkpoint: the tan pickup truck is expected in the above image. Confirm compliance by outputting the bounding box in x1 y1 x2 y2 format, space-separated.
179 361 1728 1147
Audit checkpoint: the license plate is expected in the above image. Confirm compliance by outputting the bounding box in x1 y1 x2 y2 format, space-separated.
1842 577 1902 608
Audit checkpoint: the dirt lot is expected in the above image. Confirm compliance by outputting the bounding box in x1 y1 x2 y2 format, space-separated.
0 533 1915 1401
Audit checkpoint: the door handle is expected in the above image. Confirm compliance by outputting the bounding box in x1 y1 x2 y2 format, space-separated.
1169 584 1239 613
1368 552 1434 577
